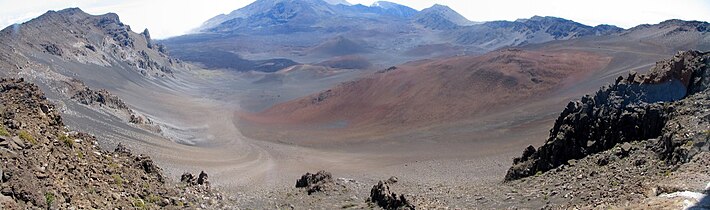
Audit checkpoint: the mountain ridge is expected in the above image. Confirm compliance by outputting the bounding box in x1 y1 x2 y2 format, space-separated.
164 1 636 71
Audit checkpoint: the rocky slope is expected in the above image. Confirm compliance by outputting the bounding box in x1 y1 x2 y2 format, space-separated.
0 8 189 140
0 78 225 209
506 50 710 180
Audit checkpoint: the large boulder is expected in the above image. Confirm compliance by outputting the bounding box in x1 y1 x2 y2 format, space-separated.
295 170 334 195
369 180 415 210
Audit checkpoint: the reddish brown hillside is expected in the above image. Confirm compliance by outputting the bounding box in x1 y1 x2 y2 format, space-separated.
245 49 611 130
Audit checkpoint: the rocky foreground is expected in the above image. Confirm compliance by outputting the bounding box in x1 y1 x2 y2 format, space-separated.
0 78 225 209
0 49 708 209
504 50 710 208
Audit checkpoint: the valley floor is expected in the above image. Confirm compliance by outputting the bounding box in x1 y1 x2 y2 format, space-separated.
66 67 708 209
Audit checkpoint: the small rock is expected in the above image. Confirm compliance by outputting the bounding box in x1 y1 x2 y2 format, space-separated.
621 142 633 153
35 171 49 179
597 156 610 166
386 176 398 184
114 143 131 155
634 158 646 166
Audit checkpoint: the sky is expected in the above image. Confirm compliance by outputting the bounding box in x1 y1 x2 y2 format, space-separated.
1 0 709 39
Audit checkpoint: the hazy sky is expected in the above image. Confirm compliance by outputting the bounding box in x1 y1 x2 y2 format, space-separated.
1 0 709 39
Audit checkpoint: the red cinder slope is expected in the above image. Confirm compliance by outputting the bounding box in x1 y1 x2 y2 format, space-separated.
245 49 611 131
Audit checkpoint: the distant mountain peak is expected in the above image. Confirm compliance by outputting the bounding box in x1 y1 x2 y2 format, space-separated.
415 3 473 29
429 4 451 9
323 0 350 5
516 15 572 23
368 1 417 18
371 1 401 8
55 7 86 15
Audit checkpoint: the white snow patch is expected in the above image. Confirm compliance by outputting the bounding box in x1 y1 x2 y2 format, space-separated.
659 190 709 210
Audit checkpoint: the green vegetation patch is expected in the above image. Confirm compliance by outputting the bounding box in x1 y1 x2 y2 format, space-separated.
45 192 55 206
59 134 73 147
0 125 10 137
112 174 124 185
18 130 37 145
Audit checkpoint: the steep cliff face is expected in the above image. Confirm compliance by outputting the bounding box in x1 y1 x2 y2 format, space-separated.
0 8 182 77
506 51 710 181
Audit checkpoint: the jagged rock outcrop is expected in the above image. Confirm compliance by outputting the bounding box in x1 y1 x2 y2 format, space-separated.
295 170 334 195
141 29 153 48
0 78 223 209
71 87 130 111
369 180 415 210
505 50 710 181
40 43 63 56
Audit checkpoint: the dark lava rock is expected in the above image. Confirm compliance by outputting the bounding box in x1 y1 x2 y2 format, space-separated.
137 155 164 182
114 143 131 155
506 50 710 181
295 170 334 195
181 172 195 184
72 87 131 111
596 156 610 166
370 180 415 210
41 43 63 56
197 171 209 185
181 171 210 186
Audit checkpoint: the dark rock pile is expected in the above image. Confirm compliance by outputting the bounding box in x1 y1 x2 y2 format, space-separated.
40 43 63 56
181 171 210 186
369 180 415 210
295 170 334 194
506 50 710 181
71 87 130 111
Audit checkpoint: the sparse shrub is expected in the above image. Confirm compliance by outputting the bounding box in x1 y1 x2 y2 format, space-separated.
535 171 542 176
0 126 10 137
59 134 73 147
18 130 36 145
45 192 55 206
77 151 84 159
112 174 124 185
133 198 146 209
147 194 161 203
684 140 694 147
